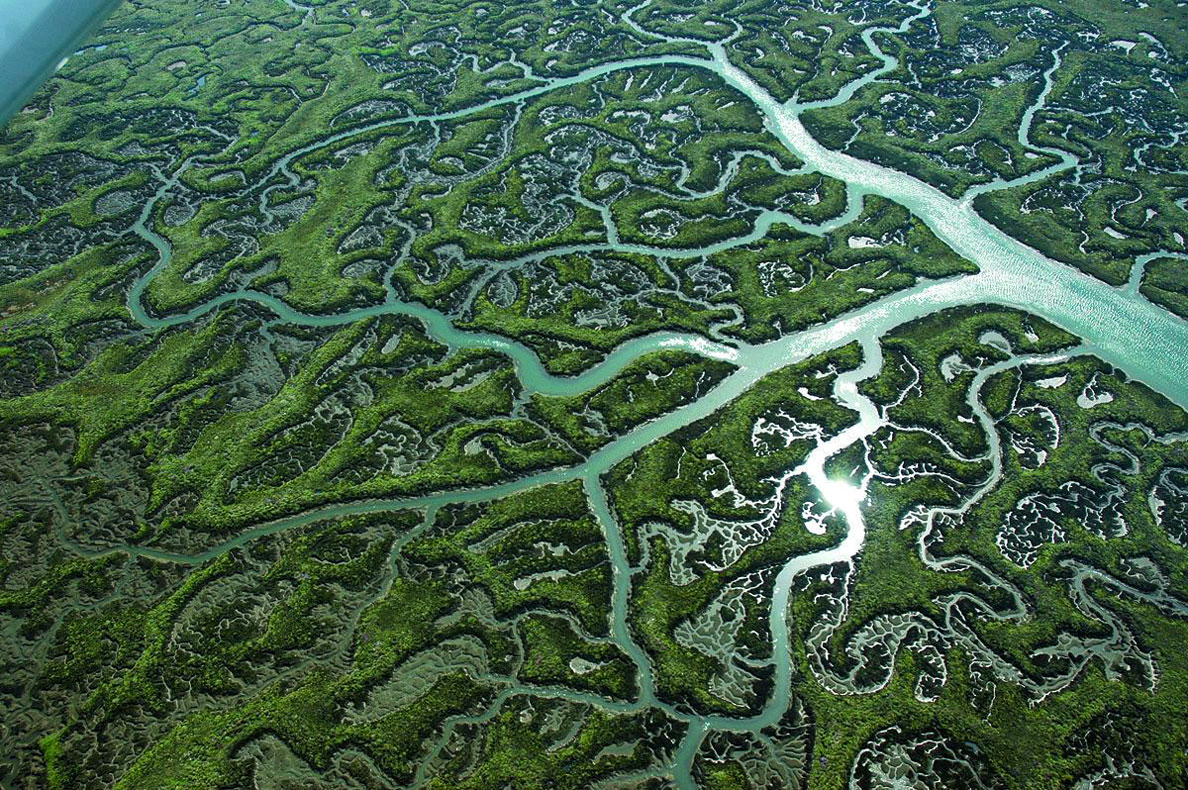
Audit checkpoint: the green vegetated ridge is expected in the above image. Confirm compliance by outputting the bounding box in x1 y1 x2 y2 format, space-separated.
1 0 1187 787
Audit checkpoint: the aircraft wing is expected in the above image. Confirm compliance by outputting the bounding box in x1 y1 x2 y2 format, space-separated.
0 0 123 125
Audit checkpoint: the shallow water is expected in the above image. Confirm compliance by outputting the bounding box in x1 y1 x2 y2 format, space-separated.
52 2 1188 784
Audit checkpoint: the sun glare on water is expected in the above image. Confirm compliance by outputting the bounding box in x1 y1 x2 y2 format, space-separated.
817 478 865 514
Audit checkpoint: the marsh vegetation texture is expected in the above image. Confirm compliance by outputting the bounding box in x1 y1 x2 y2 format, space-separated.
1 0 1188 787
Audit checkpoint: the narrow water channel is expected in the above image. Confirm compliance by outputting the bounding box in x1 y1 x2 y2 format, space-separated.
106 3 1188 784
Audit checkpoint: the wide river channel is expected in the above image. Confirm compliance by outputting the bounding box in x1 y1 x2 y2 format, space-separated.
103 3 1188 785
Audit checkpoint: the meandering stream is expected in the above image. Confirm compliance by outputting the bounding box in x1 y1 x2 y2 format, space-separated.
106 2 1188 784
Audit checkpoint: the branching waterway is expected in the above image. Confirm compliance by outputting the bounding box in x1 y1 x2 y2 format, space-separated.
103 2 1188 785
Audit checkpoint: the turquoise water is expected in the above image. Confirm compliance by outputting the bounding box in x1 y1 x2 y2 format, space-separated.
114 14 1188 783
14 0 1188 783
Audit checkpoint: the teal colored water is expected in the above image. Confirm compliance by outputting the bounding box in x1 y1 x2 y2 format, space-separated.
13 0 1188 783
112 11 1188 783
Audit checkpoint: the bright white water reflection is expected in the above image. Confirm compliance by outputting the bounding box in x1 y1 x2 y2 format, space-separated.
102 3 1188 787
817 479 866 516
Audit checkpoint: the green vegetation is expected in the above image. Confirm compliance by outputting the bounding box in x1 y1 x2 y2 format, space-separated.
797 0 1188 285
517 614 637 699
792 308 1188 788
608 345 861 713
529 350 736 453
1 0 1186 786
1140 255 1188 319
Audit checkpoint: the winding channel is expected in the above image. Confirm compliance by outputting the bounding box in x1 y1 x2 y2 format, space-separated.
104 3 1188 786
